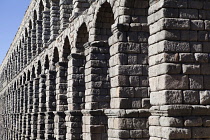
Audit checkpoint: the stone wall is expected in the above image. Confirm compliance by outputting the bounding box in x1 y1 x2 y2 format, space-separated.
0 0 210 140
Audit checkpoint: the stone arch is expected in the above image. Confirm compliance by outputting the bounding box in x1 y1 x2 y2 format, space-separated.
33 10 38 28
75 23 88 110
44 55 50 70
90 1 115 109
38 0 44 20
27 20 32 63
23 72 26 84
31 10 37 57
13 81 17 90
75 23 88 53
32 66 36 79
53 47 59 64
27 70 30 81
20 76 23 86
62 36 71 61
82 2 115 139
37 61 42 76
94 1 114 41
25 29 28 38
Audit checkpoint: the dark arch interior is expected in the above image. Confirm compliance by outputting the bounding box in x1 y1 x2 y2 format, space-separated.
32 66 35 78
76 23 88 53
44 55 49 70
37 61 42 75
63 37 71 61
27 71 30 81
53 47 59 64
95 2 114 41
39 0 44 20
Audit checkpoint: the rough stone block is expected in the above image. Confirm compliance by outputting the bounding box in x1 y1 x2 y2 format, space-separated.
200 90 210 104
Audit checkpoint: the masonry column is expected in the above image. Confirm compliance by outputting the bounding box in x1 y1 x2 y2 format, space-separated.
42 9 50 47
54 62 68 140
25 80 33 139
22 83 28 140
16 87 21 140
31 78 39 140
66 53 84 140
49 0 60 42
82 41 111 140
148 0 210 139
19 85 24 140
59 0 72 32
45 69 56 140
37 74 46 140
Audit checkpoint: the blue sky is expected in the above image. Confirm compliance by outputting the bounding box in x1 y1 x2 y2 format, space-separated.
0 0 31 64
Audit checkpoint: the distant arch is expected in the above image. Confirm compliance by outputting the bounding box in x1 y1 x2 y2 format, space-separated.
44 55 49 70
62 37 71 61
53 47 59 64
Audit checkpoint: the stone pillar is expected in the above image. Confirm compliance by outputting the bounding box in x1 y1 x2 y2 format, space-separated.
46 70 56 112
66 53 84 140
31 78 39 140
36 20 43 54
81 41 111 140
25 81 33 139
103 1 150 139
148 0 210 139
37 74 46 140
49 0 60 42
45 70 56 140
19 86 24 140
21 83 28 140
42 10 50 47
59 0 72 32
54 62 68 140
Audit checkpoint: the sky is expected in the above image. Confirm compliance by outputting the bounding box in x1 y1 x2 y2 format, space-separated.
0 0 31 64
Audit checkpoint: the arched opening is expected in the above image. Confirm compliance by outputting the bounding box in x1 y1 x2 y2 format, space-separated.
39 1 44 20
23 73 26 84
33 11 37 28
27 20 32 63
32 66 35 79
20 77 23 86
95 2 114 41
62 37 71 61
27 70 30 81
37 61 42 76
76 23 88 110
53 47 59 64
76 24 88 53
37 1 44 53
44 55 49 70
69 23 88 140
32 10 37 57
93 1 114 108
84 2 114 139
